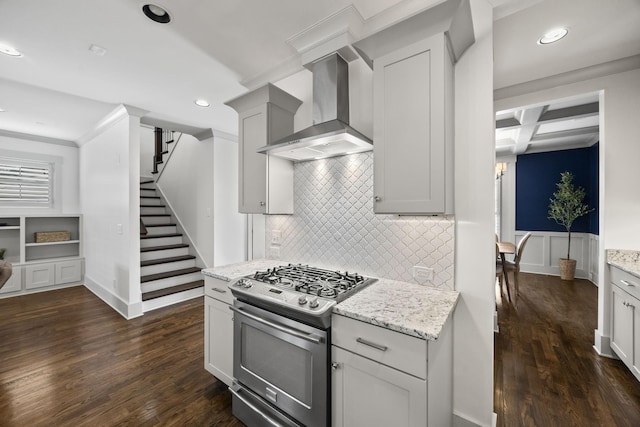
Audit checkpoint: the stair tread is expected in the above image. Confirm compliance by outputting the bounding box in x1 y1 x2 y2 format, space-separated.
140 180 154 185
142 280 203 301
140 243 189 253
141 255 196 267
140 214 170 217
141 204 166 207
145 223 176 227
140 233 182 239
141 267 202 283
141 196 161 199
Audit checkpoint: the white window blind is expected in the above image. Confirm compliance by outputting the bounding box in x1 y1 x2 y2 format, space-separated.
0 160 53 205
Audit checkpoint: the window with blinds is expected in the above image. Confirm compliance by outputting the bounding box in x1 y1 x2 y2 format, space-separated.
0 160 53 206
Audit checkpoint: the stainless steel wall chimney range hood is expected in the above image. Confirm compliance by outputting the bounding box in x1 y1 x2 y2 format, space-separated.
256 53 372 162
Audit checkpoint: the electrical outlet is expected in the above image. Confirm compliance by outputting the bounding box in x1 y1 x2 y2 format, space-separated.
269 246 280 258
413 266 434 283
271 230 282 245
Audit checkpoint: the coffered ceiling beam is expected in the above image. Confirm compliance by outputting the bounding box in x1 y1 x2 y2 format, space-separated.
538 102 599 122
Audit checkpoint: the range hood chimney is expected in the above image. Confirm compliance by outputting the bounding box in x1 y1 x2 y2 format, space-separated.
256 53 372 162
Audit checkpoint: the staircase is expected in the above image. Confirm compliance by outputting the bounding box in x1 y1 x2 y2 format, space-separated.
140 179 203 312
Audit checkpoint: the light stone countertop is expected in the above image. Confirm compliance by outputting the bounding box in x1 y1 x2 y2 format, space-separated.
333 278 459 341
607 249 640 278
201 259 293 281
201 260 459 341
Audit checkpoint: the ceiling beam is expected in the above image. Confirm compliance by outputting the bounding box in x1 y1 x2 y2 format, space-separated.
538 102 599 122
514 105 545 154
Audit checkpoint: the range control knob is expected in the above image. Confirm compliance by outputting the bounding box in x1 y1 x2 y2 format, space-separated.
308 297 319 309
298 295 308 305
237 278 252 288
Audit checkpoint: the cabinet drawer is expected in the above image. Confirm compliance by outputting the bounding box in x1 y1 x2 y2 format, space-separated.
611 265 640 301
332 314 427 379
204 276 234 304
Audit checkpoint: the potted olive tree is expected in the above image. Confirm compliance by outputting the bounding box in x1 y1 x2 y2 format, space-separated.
548 171 594 280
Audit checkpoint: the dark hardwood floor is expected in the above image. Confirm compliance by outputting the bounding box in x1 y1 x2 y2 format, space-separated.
0 287 243 426
495 272 640 426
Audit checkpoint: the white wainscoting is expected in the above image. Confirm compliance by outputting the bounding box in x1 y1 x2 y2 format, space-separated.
514 231 599 284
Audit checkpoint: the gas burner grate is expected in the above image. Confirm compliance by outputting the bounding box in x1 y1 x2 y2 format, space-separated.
250 264 373 301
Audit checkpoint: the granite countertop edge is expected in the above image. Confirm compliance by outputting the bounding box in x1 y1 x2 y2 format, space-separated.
202 260 460 341
333 278 460 341
607 249 640 279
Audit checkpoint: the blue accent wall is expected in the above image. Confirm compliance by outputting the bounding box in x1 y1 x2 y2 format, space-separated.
515 144 599 234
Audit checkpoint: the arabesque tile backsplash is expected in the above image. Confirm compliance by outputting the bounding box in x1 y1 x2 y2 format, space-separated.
265 152 455 290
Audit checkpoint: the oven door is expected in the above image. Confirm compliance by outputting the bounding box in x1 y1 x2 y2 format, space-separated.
231 300 328 427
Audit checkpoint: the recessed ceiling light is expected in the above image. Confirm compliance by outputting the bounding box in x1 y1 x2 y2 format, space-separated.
0 44 22 57
537 28 568 45
0 108 5 112
194 99 210 107
142 4 171 24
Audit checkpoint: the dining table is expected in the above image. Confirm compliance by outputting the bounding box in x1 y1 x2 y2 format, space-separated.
497 241 516 300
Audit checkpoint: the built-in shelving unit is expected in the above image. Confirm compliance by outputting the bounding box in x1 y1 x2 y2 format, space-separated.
0 214 83 297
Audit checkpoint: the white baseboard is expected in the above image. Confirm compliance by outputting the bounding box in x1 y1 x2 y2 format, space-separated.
454 412 492 427
84 275 143 319
593 329 616 358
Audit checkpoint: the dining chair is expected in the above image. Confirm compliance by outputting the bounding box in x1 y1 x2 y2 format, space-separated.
495 242 509 301
502 232 532 297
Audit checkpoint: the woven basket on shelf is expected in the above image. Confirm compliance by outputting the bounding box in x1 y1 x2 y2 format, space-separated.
34 231 71 243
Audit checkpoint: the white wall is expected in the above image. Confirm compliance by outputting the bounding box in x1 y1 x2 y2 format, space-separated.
79 108 141 319
213 135 246 267
495 67 640 356
157 133 245 268
0 135 79 214
452 1 495 426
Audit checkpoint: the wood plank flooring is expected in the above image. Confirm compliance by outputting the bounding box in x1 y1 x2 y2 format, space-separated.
0 287 243 426
495 272 640 426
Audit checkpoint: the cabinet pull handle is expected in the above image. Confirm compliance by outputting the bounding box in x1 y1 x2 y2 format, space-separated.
356 337 388 352
211 287 227 294
374 196 381 202
259 201 266 206
621 279 637 287
331 362 341 371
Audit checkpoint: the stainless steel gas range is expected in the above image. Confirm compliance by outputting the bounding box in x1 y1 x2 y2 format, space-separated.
228 263 376 427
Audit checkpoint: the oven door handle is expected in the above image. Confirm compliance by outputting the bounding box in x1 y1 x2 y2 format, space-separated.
230 306 322 344
229 384 282 427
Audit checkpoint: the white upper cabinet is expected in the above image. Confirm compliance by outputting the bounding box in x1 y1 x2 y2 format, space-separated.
353 0 474 215
225 84 302 214
372 33 453 214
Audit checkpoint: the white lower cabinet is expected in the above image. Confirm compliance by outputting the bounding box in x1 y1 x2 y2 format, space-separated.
610 265 640 381
332 313 453 427
25 259 82 290
332 346 426 427
204 276 234 386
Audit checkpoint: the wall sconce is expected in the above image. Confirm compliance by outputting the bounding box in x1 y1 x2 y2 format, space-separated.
495 162 507 179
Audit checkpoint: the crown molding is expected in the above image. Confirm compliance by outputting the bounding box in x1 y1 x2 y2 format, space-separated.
0 129 76 147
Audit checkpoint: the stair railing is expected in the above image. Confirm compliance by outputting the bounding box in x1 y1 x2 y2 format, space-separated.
152 127 179 178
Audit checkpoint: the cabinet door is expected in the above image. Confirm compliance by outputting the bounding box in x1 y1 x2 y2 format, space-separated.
204 297 234 386
332 346 427 427
25 263 55 289
55 259 82 285
238 104 268 214
611 285 633 364
632 298 640 380
373 33 450 214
